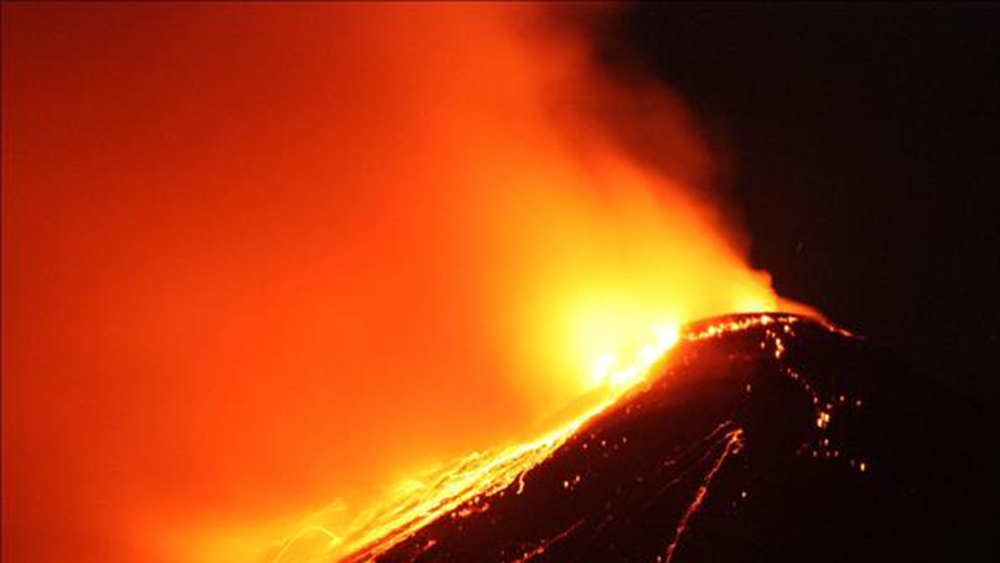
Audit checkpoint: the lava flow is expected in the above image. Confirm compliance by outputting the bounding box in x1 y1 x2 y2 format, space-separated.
272 316 798 562
273 322 682 563
271 316 805 562
290 314 996 563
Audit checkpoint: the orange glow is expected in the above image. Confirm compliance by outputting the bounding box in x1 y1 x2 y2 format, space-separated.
2 4 811 563
299 399 608 563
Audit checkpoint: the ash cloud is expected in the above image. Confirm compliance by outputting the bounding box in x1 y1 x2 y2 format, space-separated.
2 4 801 563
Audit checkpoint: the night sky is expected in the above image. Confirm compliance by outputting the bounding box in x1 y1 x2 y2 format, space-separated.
609 3 1000 401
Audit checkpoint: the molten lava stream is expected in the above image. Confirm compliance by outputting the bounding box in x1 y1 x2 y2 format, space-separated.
272 323 685 563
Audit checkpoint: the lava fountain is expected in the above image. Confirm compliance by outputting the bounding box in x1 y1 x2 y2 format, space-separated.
2 4 810 563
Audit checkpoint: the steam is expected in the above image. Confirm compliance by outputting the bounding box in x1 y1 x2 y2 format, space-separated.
2 4 805 563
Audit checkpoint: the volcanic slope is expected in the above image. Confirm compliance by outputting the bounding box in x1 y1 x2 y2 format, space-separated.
341 313 997 562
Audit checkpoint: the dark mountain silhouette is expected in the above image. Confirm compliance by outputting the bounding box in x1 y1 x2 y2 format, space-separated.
346 313 997 562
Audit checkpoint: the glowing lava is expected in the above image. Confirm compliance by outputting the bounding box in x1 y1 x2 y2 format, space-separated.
273 326 683 563
273 314 846 563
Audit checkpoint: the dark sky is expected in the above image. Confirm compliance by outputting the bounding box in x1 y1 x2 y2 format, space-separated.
609 3 1000 401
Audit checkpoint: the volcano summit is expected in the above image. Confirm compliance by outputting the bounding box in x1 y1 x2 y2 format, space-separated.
319 314 996 562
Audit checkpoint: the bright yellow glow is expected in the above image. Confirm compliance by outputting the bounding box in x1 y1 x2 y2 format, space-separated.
594 322 680 390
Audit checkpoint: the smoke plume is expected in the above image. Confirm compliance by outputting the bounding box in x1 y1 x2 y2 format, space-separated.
1 4 805 562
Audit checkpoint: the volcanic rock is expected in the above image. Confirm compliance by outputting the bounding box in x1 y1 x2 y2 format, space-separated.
347 313 997 562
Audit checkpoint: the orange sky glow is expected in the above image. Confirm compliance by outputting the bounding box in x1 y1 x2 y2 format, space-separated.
2 4 810 562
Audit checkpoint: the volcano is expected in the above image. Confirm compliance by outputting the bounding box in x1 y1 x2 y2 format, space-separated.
335 314 996 562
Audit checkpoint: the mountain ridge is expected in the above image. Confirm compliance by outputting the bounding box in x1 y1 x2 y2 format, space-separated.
336 313 995 562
